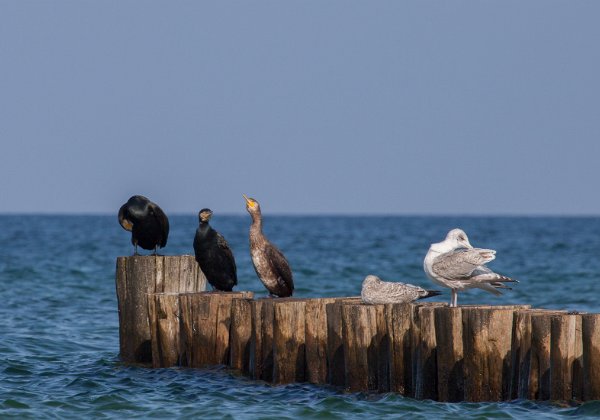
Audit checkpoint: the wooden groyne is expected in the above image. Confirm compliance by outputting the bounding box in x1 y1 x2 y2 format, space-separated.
116 256 600 403
115 255 207 363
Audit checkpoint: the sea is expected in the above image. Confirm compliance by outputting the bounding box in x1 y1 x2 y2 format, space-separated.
2 215 600 419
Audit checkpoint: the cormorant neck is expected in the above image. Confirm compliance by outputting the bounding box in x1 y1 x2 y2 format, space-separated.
198 221 211 235
250 212 262 232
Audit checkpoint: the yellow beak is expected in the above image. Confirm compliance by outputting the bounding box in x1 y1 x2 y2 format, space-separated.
243 194 255 208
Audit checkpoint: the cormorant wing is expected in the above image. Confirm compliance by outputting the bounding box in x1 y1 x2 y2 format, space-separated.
431 248 496 280
265 244 294 292
149 203 169 247
216 232 237 277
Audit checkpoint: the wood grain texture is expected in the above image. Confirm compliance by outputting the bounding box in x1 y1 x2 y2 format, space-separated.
116 255 206 363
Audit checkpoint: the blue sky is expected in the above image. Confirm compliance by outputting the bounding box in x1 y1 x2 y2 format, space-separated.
1 1 598 215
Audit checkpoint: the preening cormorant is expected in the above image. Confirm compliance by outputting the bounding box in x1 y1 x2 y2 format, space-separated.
193 208 238 291
243 195 294 297
118 195 169 255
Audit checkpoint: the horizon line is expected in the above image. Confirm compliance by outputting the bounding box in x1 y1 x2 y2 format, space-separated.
0 211 599 218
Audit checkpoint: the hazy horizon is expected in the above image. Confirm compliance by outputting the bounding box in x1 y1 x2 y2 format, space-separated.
2 1 599 215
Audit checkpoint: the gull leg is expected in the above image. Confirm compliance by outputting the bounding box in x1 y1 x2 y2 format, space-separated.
451 290 458 307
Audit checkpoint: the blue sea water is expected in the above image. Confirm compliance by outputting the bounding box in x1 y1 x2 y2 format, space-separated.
1 215 600 419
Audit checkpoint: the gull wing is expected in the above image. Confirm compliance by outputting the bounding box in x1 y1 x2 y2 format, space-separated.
431 248 496 280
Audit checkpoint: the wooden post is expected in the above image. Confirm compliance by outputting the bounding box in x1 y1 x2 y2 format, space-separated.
147 293 181 368
326 300 345 387
414 305 438 400
510 309 532 400
386 303 413 396
462 306 516 402
115 255 206 363
509 310 566 400
582 314 600 401
434 306 463 402
179 291 252 368
550 313 583 401
273 299 307 384
528 311 557 400
341 303 379 392
249 299 275 382
305 298 337 384
229 297 254 374
375 304 390 393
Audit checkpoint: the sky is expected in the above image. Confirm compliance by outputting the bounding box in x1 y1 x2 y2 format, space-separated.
0 1 599 215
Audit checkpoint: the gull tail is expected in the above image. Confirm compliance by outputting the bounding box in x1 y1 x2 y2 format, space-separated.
473 273 518 296
418 290 442 300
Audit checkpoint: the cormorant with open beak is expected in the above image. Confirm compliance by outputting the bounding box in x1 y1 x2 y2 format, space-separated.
243 195 294 297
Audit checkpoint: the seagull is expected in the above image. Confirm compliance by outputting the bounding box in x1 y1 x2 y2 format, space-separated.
361 275 441 304
423 228 517 307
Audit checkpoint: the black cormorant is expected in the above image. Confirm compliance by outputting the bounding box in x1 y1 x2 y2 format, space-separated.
243 195 294 297
118 195 169 255
193 208 238 291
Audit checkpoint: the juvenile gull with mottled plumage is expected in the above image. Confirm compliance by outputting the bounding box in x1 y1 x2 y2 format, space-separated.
424 228 518 307
361 275 441 304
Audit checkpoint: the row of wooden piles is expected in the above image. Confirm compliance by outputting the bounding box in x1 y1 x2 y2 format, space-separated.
116 256 600 403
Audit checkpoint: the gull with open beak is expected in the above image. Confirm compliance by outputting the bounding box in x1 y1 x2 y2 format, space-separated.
423 228 518 307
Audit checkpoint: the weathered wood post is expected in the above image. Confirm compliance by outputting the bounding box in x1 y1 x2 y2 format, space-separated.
434 306 463 402
510 309 532 400
509 310 566 400
147 292 181 368
341 303 379 392
414 305 438 400
179 291 253 368
305 298 337 384
527 311 558 400
386 303 413 395
249 299 275 382
115 255 206 363
326 300 345 387
582 313 600 401
462 306 521 402
273 299 308 384
229 297 254 374
550 313 583 401
375 304 390 393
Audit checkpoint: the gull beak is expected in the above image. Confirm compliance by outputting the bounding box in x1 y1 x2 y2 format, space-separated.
461 239 474 249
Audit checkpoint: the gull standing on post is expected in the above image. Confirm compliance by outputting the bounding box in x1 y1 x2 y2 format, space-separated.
423 228 517 307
